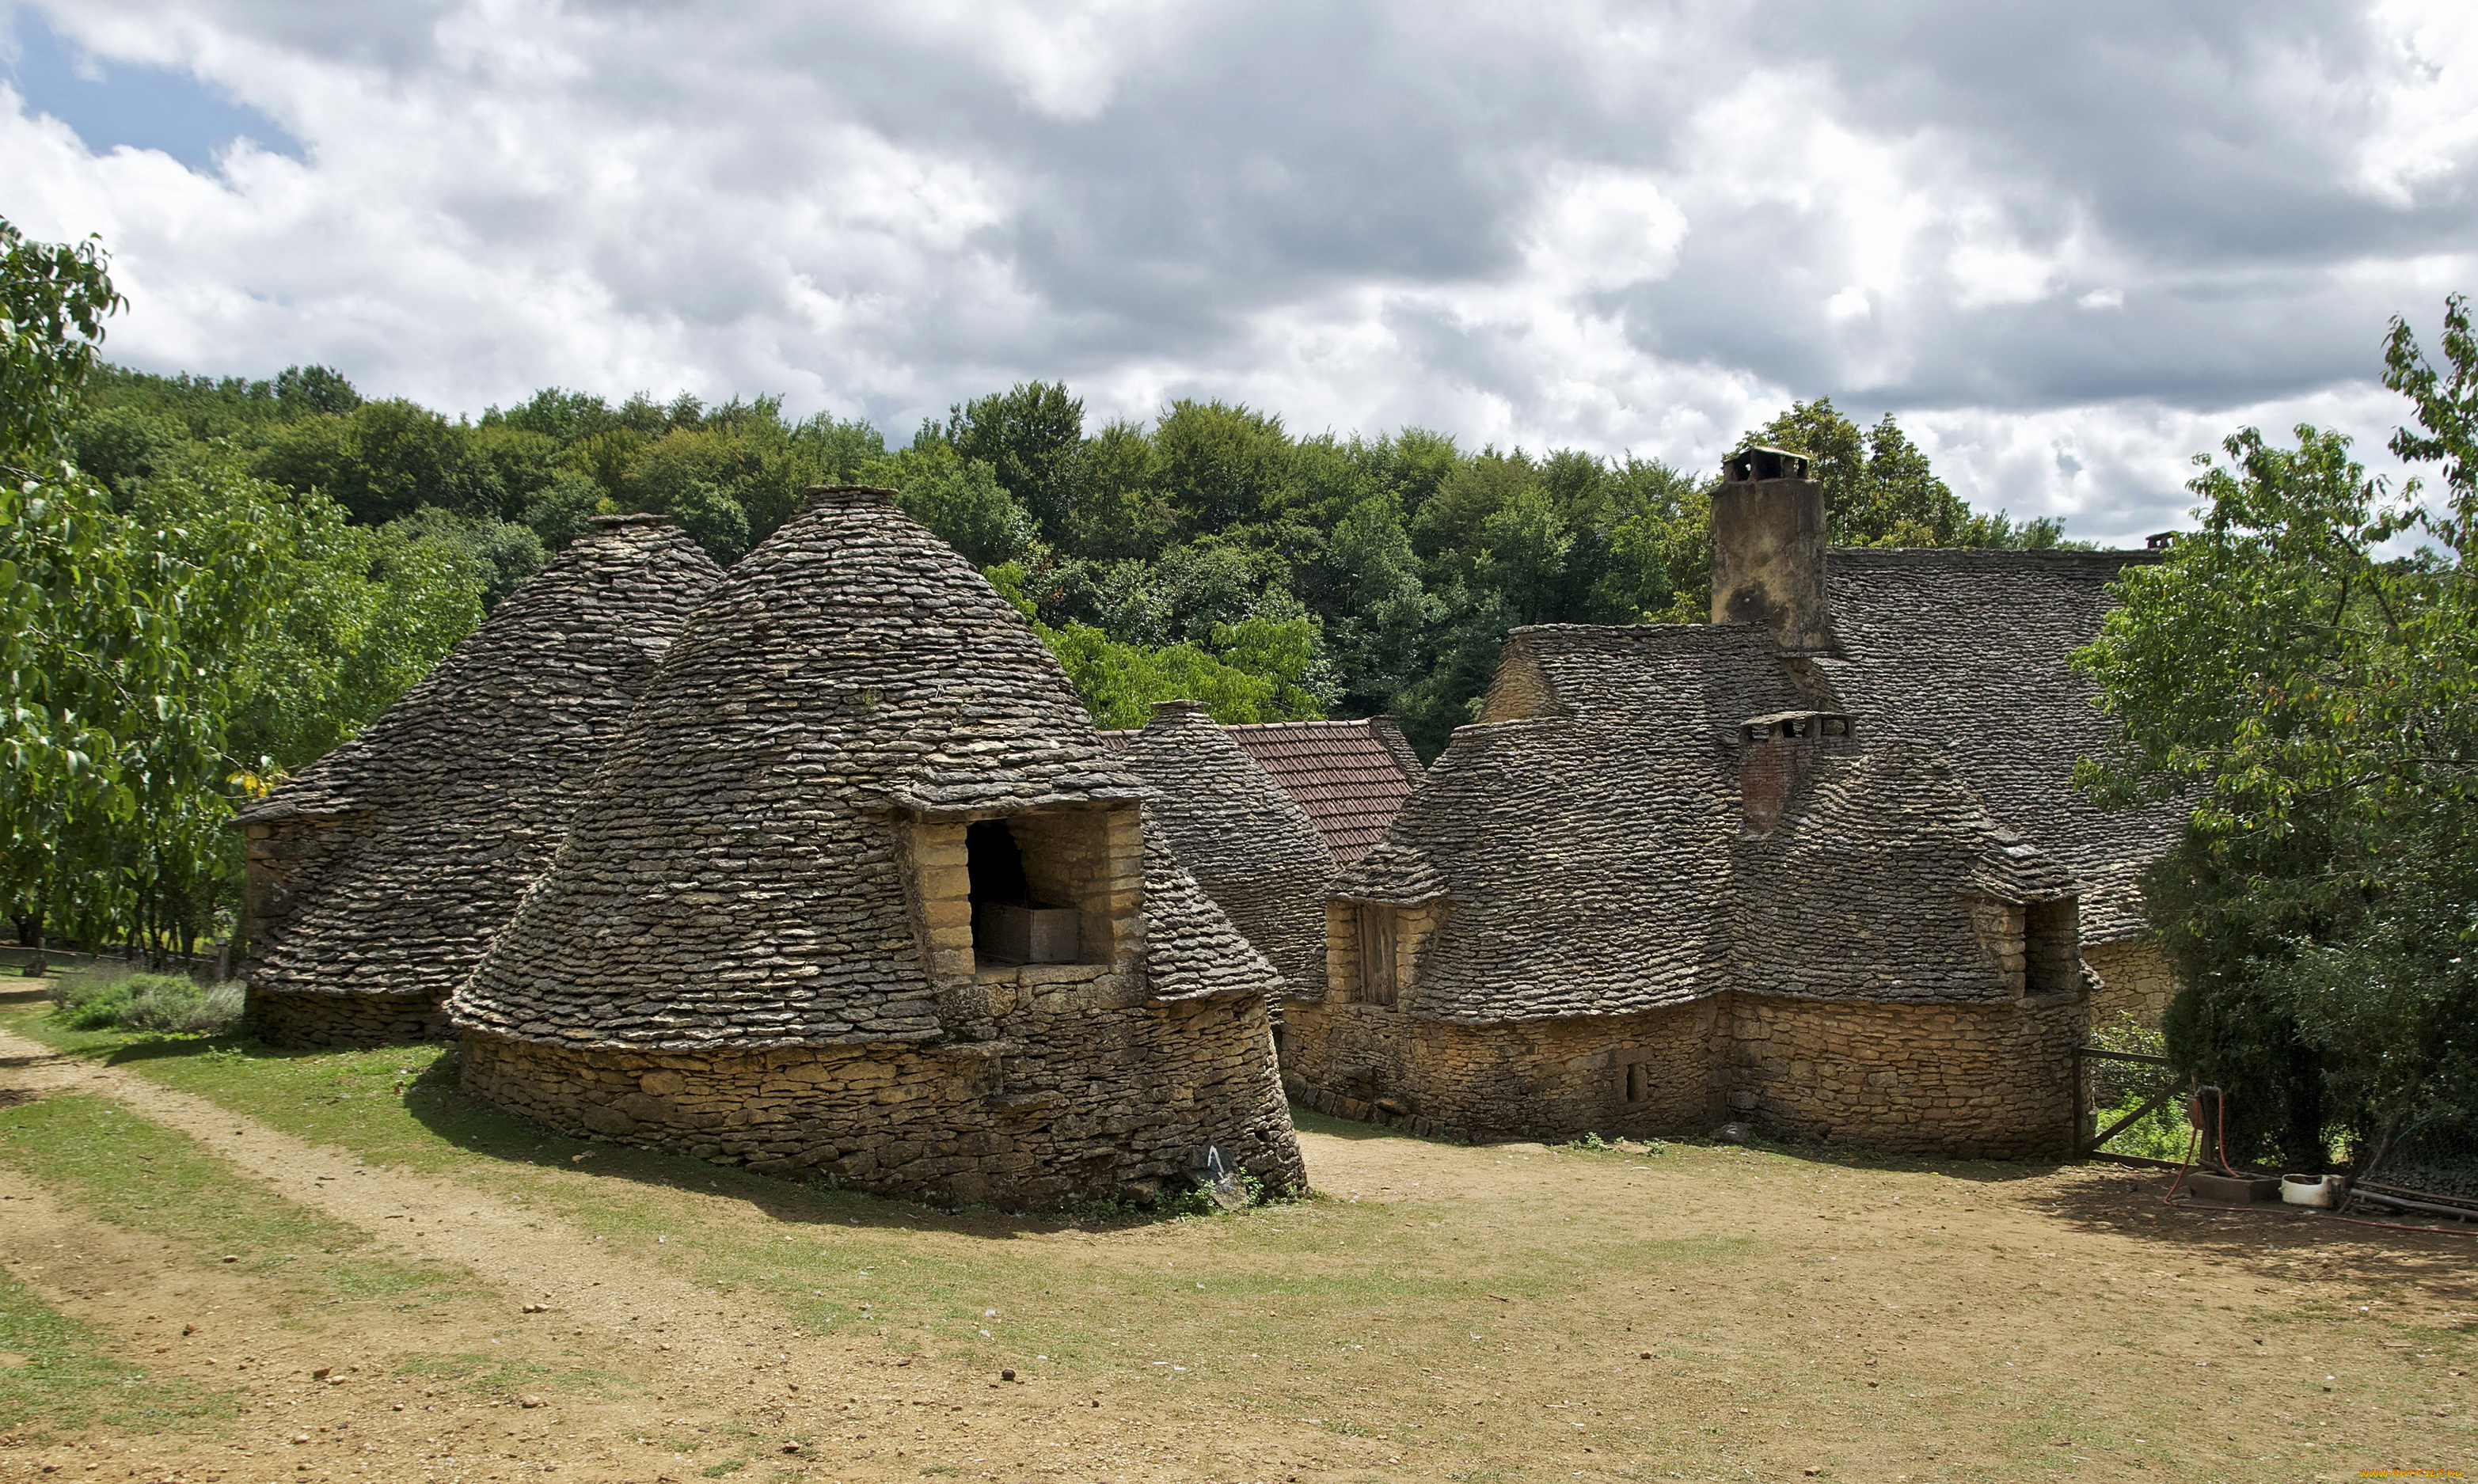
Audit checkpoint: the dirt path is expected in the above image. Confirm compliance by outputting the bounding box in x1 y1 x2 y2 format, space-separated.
0 1025 802 1379
0 1027 1370 1482
2 1020 2473 1483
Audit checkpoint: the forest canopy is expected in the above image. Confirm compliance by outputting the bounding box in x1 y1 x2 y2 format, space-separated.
3 214 2066 960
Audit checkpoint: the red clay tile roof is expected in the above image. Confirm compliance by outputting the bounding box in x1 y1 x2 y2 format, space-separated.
1101 717 1423 863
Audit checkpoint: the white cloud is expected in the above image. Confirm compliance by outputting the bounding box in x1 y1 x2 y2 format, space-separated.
2 0 2472 545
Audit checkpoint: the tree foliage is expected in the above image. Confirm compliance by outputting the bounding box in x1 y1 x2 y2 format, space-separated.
2 218 477 962
2077 296 2478 1174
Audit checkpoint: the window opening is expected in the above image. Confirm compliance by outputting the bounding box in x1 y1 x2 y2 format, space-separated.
1625 1062 1652 1103
2024 899 2077 996
966 819 1081 965
1357 905 1398 1007
966 821 1029 904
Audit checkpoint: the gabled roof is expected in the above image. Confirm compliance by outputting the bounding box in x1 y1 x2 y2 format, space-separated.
1337 623 2080 1023
1226 718 1424 863
451 486 1284 1050
1115 700 1335 997
1818 548 2178 943
1099 716 1423 863
236 515 724 1001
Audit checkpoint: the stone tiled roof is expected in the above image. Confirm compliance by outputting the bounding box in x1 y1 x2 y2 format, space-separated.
450 486 1287 1049
1335 625 1802 1022
1732 741 2077 998
1115 700 1336 997
1818 548 2179 943
1336 623 2078 1023
1100 717 1423 863
236 516 724 1001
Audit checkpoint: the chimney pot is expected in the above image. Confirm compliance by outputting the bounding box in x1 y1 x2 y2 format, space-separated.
1711 445 1833 653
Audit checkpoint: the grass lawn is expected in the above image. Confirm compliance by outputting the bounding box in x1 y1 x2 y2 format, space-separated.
0 992 2471 1481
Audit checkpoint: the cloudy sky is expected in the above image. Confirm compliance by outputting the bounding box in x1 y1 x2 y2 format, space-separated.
6 2 2474 544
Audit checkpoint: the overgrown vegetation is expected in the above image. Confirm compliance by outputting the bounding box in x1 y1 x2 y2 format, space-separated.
2077 294 2478 1178
46 962 244 1035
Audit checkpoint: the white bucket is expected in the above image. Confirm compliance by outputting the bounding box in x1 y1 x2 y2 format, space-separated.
2280 1173 2341 1208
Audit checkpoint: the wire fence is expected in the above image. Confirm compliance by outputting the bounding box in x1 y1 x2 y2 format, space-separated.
2356 1117 2478 1209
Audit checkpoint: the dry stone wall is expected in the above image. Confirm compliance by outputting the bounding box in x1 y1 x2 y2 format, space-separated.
1287 987 2083 1159
461 968 1301 1209
1282 1000 1721 1142
1723 991 2084 1159
248 987 450 1047
2084 938 2180 1027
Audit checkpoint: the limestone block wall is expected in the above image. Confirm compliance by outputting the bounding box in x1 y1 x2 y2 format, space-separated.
1281 1000 1722 1143
1722 991 2085 1159
458 966 1302 1210
248 988 450 1048
2083 937 2180 1027
1287 989 2085 1159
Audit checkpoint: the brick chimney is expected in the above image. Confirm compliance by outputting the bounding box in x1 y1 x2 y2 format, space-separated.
1710 445 1833 654
1735 711 1853 833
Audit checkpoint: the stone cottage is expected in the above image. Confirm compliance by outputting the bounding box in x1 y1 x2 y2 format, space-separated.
448 486 1305 1210
1114 698 1336 998
233 516 722 1048
1284 448 2170 1157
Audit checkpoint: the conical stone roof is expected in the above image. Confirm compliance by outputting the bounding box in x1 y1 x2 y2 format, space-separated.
236 516 725 1005
453 485 1179 1049
1117 700 1334 996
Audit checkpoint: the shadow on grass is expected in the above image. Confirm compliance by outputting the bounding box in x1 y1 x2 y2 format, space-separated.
9 1012 1287 1246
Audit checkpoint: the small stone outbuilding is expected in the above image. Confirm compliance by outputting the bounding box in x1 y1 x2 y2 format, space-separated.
1819 549 2180 1023
233 516 722 1047
449 486 1305 1209
1115 699 1336 999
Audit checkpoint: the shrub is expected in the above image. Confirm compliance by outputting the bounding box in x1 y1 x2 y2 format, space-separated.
48 966 244 1034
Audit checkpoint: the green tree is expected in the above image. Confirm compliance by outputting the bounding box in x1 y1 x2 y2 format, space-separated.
1153 399 1295 537
1746 400 2066 548
944 381 1085 546
2076 298 2478 1174
861 442 1036 567
253 399 509 524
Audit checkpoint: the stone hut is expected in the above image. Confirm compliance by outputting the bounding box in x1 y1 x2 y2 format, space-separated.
232 516 722 1048
1283 447 2167 1158
1115 699 1336 999
449 486 1305 1209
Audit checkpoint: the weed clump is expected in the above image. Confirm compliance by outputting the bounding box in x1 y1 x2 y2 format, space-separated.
48 964 244 1035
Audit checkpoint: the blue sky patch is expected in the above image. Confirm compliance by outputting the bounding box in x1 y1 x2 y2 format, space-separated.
3 11 302 170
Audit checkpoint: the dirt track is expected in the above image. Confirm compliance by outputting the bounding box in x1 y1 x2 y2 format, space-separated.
1 1022 2472 1483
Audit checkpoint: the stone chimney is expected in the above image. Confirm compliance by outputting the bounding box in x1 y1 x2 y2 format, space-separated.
1710 445 1833 654
1735 711 1853 833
